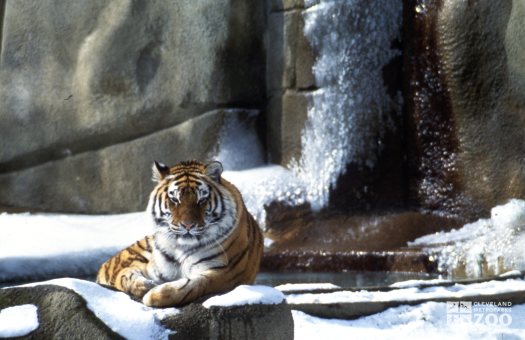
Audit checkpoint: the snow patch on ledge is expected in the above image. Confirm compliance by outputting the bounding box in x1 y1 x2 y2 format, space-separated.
275 283 341 292
411 199 525 276
285 278 525 305
389 278 451 289
202 285 285 308
0 304 39 338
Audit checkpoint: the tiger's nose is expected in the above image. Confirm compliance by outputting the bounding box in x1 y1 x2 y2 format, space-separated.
180 221 196 230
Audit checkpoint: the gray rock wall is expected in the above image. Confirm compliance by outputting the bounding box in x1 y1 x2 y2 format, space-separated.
0 0 265 213
0 109 260 213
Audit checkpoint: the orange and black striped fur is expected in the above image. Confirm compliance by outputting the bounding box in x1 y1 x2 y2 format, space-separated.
96 160 263 307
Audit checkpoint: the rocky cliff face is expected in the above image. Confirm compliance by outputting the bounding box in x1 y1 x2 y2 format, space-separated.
1 0 525 226
0 0 265 212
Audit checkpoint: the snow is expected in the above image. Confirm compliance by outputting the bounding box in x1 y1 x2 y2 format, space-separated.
0 212 154 282
215 110 266 171
389 278 451 289
500 270 523 278
411 199 525 277
285 278 525 304
222 166 305 228
202 285 284 308
21 278 177 340
292 302 525 340
0 304 39 338
4 275 525 338
275 283 341 292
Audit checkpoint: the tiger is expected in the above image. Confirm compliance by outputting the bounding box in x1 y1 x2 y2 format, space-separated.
96 160 263 307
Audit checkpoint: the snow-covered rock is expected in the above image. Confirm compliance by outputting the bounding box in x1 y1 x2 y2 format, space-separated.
1 279 293 340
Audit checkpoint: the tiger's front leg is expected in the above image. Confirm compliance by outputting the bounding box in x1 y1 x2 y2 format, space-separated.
142 271 224 307
96 237 157 300
116 268 157 300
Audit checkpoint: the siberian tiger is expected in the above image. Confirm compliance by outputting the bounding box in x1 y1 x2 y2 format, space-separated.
96 160 263 307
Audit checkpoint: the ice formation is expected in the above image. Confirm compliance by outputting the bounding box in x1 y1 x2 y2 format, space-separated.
221 0 403 221
411 199 525 277
291 0 403 210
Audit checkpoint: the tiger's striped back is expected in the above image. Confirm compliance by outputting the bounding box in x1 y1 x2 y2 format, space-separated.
96 160 263 307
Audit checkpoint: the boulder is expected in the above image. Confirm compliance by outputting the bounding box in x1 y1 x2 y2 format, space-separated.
0 109 263 213
405 0 525 219
0 0 265 173
0 282 294 340
0 285 119 339
162 302 294 340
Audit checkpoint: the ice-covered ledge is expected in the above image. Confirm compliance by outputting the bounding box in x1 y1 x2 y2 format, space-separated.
0 279 293 340
281 271 525 320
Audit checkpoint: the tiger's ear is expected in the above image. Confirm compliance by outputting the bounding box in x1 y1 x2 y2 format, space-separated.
152 161 170 182
205 161 223 182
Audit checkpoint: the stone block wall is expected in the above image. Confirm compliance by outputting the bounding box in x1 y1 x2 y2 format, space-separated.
265 0 316 166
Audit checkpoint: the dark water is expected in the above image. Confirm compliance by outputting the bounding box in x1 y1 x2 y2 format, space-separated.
255 271 440 288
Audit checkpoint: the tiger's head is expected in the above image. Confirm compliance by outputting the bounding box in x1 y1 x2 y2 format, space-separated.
147 160 235 245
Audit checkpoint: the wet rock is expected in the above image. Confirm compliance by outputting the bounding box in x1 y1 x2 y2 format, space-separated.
262 210 463 273
0 0 265 173
0 109 262 213
261 248 440 273
265 209 463 252
405 0 525 219
0 285 119 339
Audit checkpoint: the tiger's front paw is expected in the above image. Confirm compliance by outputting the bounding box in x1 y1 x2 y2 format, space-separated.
142 278 191 307
130 278 157 299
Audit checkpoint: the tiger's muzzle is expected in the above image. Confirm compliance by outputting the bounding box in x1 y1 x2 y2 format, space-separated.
170 221 205 236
